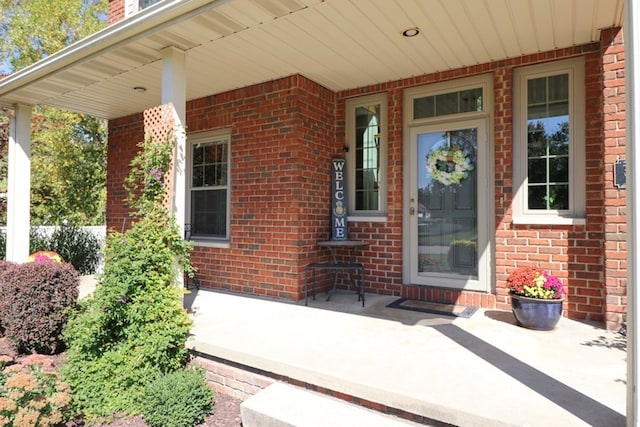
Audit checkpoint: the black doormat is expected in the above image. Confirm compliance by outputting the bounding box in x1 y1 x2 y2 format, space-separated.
386 298 478 318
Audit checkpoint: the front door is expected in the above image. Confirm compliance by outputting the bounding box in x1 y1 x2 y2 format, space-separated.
406 119 490 291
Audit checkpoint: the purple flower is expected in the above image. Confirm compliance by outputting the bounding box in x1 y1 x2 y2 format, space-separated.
542 272 566 298
149 168 163 181
118 296 128 304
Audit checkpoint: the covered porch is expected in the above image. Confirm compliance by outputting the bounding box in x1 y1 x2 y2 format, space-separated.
0 0 630 319
185 287 625 426
1 0 638 423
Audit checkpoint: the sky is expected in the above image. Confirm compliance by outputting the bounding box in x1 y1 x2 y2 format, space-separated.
0 62 10 76
0 24 9 76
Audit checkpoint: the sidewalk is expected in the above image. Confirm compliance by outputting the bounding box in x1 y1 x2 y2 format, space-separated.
186 288 626 427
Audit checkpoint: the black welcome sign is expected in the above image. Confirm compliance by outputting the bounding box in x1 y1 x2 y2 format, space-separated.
332 158 347 240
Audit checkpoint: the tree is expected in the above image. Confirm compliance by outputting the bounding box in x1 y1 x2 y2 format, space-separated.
31 108 107 225
0 110 8 224
0 0 107 71
0 0 108 225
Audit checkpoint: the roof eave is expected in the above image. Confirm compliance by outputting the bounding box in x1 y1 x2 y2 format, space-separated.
0 0 225 108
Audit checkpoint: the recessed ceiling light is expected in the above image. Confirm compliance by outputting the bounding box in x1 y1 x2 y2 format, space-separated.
402 27 420 37
133 86 147 93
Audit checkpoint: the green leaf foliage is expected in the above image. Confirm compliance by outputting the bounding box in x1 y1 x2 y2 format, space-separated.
0 0 107 72
0 0 108 226
0 225 103 274
31 107 107 226
0 360 74 426
46 223 102 275
143 367 214 427
61 133 194 418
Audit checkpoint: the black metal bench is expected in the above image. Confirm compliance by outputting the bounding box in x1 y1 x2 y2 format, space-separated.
305 262 365 307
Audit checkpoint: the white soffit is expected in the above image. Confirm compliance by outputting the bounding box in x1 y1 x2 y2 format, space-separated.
0 0 625 119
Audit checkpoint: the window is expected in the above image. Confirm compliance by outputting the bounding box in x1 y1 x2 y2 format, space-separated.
413 87 483 120
345 93 387 219
187 131 231 241
513 58 585 224
125 0 162 17
139 0 162 9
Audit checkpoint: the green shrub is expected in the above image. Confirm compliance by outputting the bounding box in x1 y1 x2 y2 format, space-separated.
0 356 73 426
48 223 102 275
0 227 51 260
61 133 194 419
0 225 102 274
29 227 50 254
143 367 214 427
0 229 45 260
0 262 79 354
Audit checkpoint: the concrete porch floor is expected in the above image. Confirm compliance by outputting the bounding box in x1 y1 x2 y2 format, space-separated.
184 288 626 427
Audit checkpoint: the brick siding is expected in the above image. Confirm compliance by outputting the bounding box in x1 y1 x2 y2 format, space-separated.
106 32 624 328
107 0 124 25
106 113 143 231
190 355 274 401
335 41 613 324
108 76 336 300
600 27 627 329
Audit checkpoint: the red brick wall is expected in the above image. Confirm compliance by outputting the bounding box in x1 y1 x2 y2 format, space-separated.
334 86 404 297
191 76 336 299
191 356 274 401
600 27 627 329
107 0 125 25
108 75 336 300
106 113 144 231
107 35 623 327
336 42 610 323
491 47 607 322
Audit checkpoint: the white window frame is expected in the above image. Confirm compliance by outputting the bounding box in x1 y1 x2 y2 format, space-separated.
512 58 586 225
124 0 162 17
345 93 388 221
186 129 231 248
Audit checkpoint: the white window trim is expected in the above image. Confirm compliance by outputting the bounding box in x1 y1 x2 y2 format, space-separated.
186 129 232 244
512 58 586 225
345 93 388 219
404 73 493 127
124 0 137 17
125 0 159 17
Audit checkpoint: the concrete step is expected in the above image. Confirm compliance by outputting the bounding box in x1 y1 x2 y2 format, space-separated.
240 382 429 427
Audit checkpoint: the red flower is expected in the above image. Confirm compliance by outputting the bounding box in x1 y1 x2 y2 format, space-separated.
506 266 566 299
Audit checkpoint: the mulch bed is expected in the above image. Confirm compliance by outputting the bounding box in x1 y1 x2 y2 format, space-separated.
0 337 243 426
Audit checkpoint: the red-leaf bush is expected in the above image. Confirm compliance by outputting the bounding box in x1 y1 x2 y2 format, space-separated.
0 261 17 335
0 262 79 354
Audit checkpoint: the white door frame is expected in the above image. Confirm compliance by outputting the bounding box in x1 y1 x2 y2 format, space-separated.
402 75 494 292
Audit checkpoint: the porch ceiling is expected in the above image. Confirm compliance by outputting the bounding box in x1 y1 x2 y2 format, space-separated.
0 0 624 120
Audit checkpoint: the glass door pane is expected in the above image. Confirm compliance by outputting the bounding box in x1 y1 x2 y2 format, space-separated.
417 128 478 278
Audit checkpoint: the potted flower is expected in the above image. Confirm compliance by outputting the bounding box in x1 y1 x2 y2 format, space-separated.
506 266 566 330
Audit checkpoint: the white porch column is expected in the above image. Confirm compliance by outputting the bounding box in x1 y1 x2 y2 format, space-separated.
627 0 640 425
6 103 32 262
161 46 187 236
